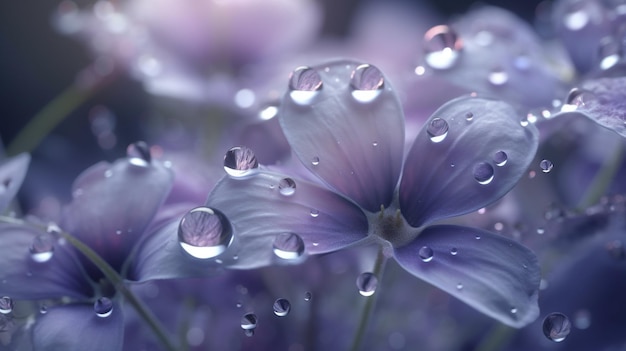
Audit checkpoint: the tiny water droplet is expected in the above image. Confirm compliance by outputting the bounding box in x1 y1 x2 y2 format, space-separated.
127 141 151 167
418 246 434 262
427 118 449 143
223 146 259 177
40 305 48 314
288 66 322 105
488 68 508 86
456 283 463 290
510 307 518 314
0 296 13 314
94 297 113 318
273 233 305 260
304 291 312 301
236 302 242 308
473 162 495 185
310 209 319 218
356 272 378 297
565 88 595 109
465 112 474 121
30 234 55 263
104 169 113 178
423 25 462 70
178 207 232 259
273 298 291 317
493 151 508 166
543 313 571 342
540 160 553 173
350 64 384 103
537 227 545 235
278 178 296 196
259 105 278 120
598 36 621 70
311 156 320 166
450 247 458 255
241 313 258 330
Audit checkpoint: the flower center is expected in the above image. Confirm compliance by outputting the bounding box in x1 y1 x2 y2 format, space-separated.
367 205 417 248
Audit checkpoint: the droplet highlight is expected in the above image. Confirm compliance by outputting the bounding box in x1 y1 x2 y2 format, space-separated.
427 118 449 143
423 25 462 70
493 151 508 166
178 207 232 259
540 160 553 173
273 298 291 317
350 64 384 103
272 233 305 260
0 296 13 314
473 162 495 185
543 313 571 342
356 272 378 297
223 146 259 178
30 234 55 263
94 297 113 318
418 246 434 262
127 141 151 167
288 66 322 105
278 178 296 196
241 313 258 331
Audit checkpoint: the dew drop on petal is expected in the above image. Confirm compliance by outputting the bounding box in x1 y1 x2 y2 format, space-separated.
259 105 278 120
272 233 305 260
350 64 384 103
423 25 462 70
40 305 48 314
278 178 296 196
510 307 518 314
30 234 55 263
288 66 322 105
241 313 258 330
178 207 232 259
564 88 595 109
540 160 554 173
493 151 508 166
473 162 495 185
311 156 320 166
94 297 113 318
465 112 474 121
418 246 434 262
304 291 312 301
450 247 458 256
223 146 259 178
273 298 291 317
310 209 319 218
598 37 621 70
127 141 151 167
356 272 378 297
456 283 463 290
543 313 571 342
0 296 13 314
427 118 449 143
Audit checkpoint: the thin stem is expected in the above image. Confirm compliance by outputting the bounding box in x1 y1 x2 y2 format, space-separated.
577 143 625 211
349 247 388 351
475 324 514 351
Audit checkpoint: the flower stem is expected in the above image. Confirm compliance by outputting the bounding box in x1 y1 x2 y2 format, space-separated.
577 143 625 211
349 247 387 351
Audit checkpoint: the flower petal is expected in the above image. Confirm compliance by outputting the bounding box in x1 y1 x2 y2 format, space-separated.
33 302 124 351
61 157 173 272
0 153 30 213
400 96 538 227
130 172 368 280
394 225 540 328
0 222 91 300
279 60 405 212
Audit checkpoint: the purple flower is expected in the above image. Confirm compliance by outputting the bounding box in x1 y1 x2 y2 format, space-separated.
139 60 541 327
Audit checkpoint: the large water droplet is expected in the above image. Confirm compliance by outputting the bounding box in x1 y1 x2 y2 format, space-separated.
272 233 305 260
241 313 258 330
0 296 13 314
178 207 232 259
127 141 151 167
278 178 296 196
427 118 449 143
273 298 291 317
493 151 508 166
543 313 571 342
350 64 384 103
418 246 434 262
356 272 378 297
30 234 55 263
540 159 553 173
424 25 462 70
565 88 595 109
473 162 495 185
288 66 322 105
94 297 113 318
223 146 259 178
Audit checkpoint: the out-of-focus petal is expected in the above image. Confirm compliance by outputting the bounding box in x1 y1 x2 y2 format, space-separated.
394 225 540 328
33 302 124 351
280 60 405 212
61 157 173 272
0 153 30 213
0 223 91 300
400 96 538 227
130 172 368 280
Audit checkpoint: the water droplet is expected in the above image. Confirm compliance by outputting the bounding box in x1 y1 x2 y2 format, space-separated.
0 296 13 314
311 156 320 166
598 36 621 70
418 246 434 262
574 309 591 329
563 4 590 31
423 25 462 70
450 247 458 255
543 313 571 342
127 141 151 167
94 297 113 318
273 298 291 317
278 178 296 196
350 64 384 103
427 118 449 143
465 112 474 121
259 105 278 120
493 151 508 166
310 209 319 218
223 146 259 178
40 305 48 314
30 234 55 263
456 283 463 290
537 227 545 235
288 66 322 105
304 292 312 301
488 68 508 86
510 307 518 314
473 162 495 185
356 272 378 297
565 88 595 109
540 160 553 173
241 313 258 330
272 233 305 260
178 207 232 259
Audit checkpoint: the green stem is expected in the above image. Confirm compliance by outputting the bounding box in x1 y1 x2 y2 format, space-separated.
475 324 514 351
349 247 388 351
577 143 625 211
